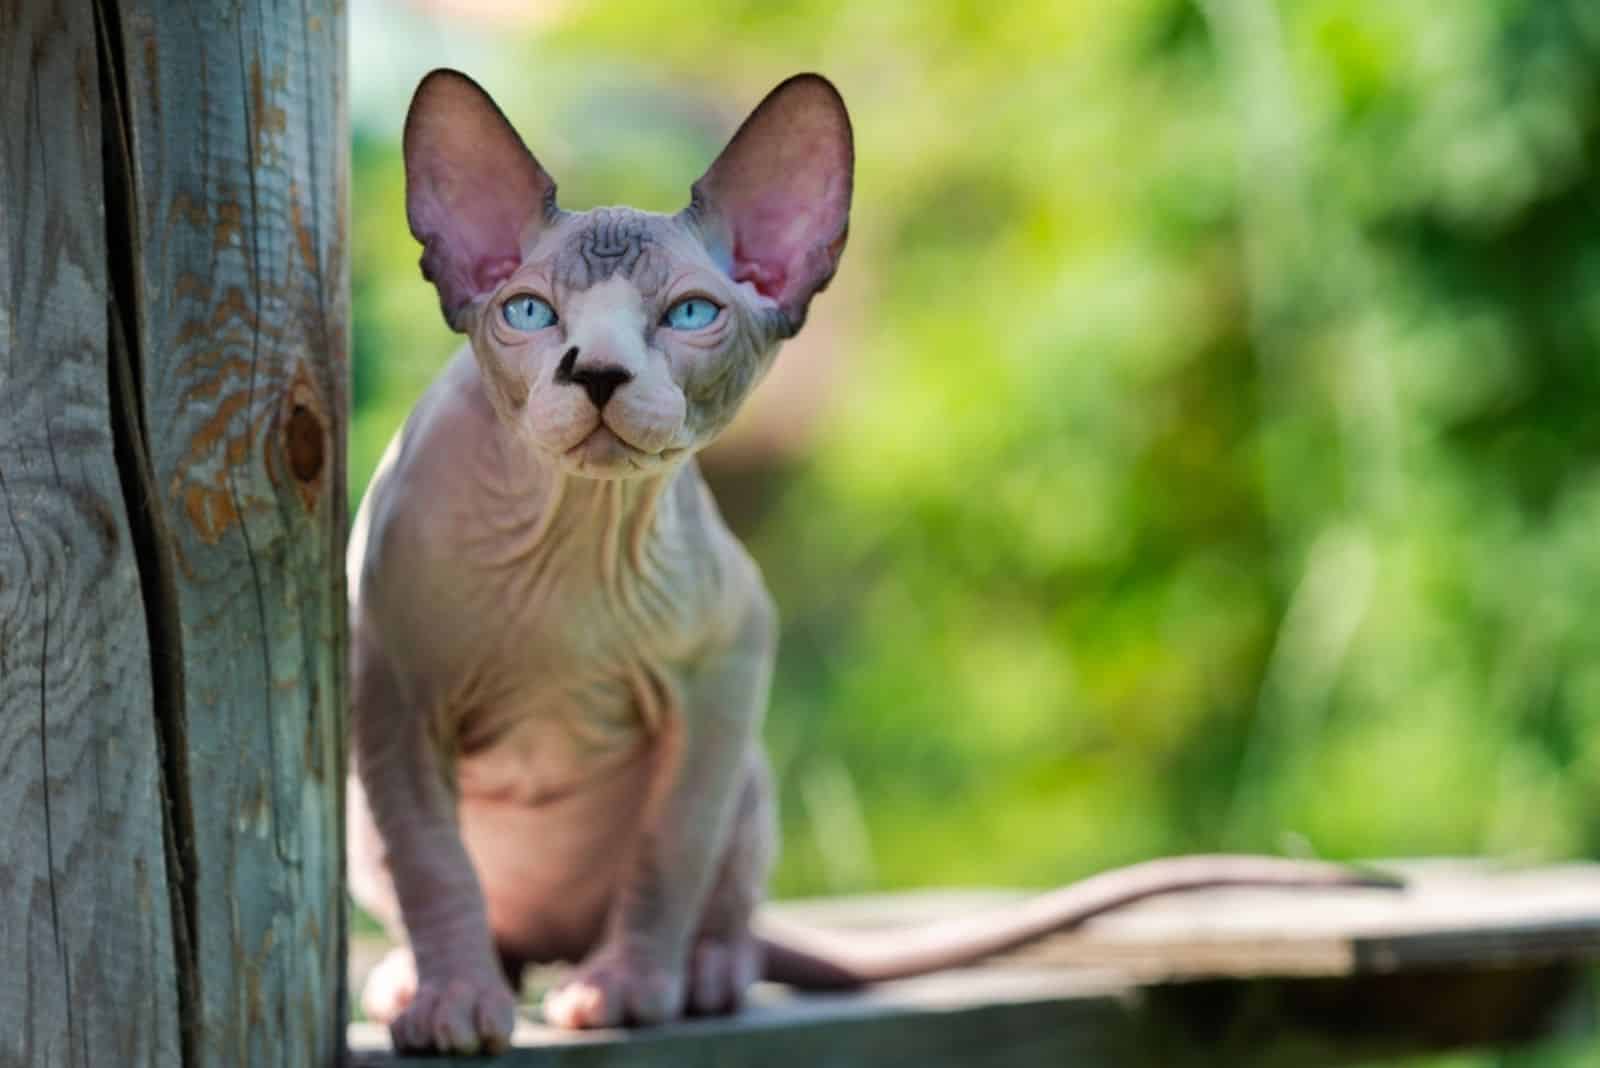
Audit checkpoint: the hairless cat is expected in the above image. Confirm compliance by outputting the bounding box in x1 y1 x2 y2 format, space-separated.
347 69 1399 1055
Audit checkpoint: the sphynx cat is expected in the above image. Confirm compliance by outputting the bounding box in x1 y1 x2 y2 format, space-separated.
347 69 1398 1055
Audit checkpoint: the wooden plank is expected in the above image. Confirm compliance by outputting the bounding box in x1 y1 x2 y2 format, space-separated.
350 965 1595 1068
0 1 182 1065
1136 965 1592 1066
970 861 1600 978
352 971 1140 1068
350 863 1600 1066
110 2 349 1064
760 861 1600 979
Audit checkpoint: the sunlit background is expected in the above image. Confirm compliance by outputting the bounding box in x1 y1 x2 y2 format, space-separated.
350 2 1600 1058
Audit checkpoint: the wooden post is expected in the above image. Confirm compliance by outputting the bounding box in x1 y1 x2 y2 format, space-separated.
1 2 348 1066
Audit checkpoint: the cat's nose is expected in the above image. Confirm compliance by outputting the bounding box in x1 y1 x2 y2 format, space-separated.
556 347 633 409
569 365 632 409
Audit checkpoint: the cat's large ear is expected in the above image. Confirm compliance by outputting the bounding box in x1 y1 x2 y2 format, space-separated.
686 74 853 334
404 69 558 330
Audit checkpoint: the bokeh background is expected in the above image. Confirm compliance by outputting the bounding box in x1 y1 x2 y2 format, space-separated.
350 2 1600 1060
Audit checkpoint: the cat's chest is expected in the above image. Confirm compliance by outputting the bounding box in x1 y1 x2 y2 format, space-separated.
388 491 720 687
451 652 673 805
429 527 720 806
355 407 747 797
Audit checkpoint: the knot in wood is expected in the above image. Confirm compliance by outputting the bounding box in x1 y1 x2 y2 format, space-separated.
285 403 325 483
276 369 331 513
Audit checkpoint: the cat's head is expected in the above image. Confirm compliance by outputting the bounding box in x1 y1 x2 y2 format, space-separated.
402 69 852 478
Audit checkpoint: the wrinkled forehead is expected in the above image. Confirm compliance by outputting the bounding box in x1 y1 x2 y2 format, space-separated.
538 208 706 298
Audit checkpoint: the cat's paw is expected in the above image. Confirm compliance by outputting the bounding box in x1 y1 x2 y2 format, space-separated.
543 945 684 1029
687 934 762 1016
389 969 518 1054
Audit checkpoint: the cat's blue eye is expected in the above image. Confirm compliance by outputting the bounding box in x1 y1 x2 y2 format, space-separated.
662 297 721 331
502 294 558 331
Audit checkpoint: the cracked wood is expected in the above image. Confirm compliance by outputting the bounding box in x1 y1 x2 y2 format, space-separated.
110 1 350 1064
0 2 181 1065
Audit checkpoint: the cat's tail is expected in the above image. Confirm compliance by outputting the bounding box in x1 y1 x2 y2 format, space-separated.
758 853 1402 988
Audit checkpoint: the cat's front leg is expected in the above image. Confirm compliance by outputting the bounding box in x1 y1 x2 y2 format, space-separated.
351 626 518 1053
544 595 776 1029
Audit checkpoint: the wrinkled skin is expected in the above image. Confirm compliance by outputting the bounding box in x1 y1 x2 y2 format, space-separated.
348 70 851 1053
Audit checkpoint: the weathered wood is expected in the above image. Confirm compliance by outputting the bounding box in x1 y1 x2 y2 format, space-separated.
3 0 348 1064
771 860 1600 979
350 967 1595 1068
0 3 183 1065
106 1 350 1065
353 972 1139 1068
349 863 1600 1067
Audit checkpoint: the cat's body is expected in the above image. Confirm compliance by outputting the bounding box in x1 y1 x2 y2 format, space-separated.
347 73 841 1051
348 340 774 970
350 70 1398 1056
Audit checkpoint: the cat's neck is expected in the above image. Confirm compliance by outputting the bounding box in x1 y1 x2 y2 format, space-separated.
483 409 687 558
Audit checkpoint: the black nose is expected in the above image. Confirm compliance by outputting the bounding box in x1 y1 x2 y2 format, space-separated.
556 347 633 409
569 365 632 409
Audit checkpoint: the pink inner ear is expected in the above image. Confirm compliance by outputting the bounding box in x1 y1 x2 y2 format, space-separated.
404 71 555 327
721 164 848 315
693 75 853 326
730 196 811 298
475 255 524 294
408 164 530 312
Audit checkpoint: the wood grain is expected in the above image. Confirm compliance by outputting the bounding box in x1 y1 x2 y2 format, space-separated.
0 2 181 1065
110 2 349 1064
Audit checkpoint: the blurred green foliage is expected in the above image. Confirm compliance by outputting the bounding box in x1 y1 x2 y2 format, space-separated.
352 0 1600 942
